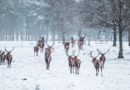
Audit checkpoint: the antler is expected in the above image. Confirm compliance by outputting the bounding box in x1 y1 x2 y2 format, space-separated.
4 47 8 52
66 50 75 57
10 47 14 52
89 51 94 58
103 49 110 55
51 41 55 47
5 47 14 53
74 49 80 57
97 48 110 55
89 51 99 58
46 41 55 48
83 33 86 38
97 49 101 54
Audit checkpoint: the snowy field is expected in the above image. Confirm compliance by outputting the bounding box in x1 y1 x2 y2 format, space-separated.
0 41 130 90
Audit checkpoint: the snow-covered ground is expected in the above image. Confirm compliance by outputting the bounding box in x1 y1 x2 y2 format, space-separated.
0 41 130 90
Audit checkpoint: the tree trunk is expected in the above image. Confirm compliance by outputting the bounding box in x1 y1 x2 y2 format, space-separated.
118 0 124 58
128 30 130 46
113 24 117 46
118 30 124 58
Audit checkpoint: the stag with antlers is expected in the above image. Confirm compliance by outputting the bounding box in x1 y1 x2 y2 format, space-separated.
37 37 45 52
45 41 55 70
0 50 6 64
5 47 14 68
66 51 75 73
73 50 81 74
89 51 103 76
34 44 39 56
97 49 110 68
66 50 81 74
78 33 86 50
64 42 70 53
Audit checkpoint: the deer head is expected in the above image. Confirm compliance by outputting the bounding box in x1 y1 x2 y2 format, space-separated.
45 41 55 52
66 50 75 59
89 51 100 63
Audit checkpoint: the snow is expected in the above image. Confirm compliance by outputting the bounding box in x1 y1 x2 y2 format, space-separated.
0 41 130 90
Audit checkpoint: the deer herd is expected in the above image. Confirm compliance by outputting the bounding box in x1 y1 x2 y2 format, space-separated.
0 34 110 77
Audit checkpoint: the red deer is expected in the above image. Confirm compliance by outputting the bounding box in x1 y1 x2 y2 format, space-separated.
0 50 3 64
78 33 86 50
5 47 14 68
37 37 45 52
71 37 75 47
89 51 103 76
97 49 110 68
64 42 70 53
66 51 75 73
45 41 55 70
0 50 6 64
66 50 81 74
34 44 39 56
73 50 81 74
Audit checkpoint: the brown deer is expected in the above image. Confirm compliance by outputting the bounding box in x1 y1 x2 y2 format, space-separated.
89 51 103 76
0 50 6 65
5 47 14 68
34 44 39 56
78 33 86 50
64 42 70 53
73 50 81 74
37 37 45 52
66 50 81 74
97 49 110 68
0 50 3 64
71 37 75 47
66 51 75 73
45 41 55 70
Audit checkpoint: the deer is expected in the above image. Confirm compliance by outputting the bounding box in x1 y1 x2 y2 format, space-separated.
37 37 45 52
89 51 103 76
66 51 75 74
34 44 39 56
97 49 110 68
45 41 55 70
0 50 6 64
78 33 86 50
64 42 70 53
73 50 81 74
71 37 75 47
0 50 3 64
5 47 14 68
66 50 81 74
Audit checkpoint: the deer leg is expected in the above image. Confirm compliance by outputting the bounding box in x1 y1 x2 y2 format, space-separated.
96 68 99 76
69 65 72 73
45 59 48 70
101 66 103 77
0 60 1 65
7 61 10 68
70 66 72 73
77 68 79 74
47 58 51 70
75 67 77 74
72 66 74 74
36 52 38 56
103 63 104 68
42 47 43 52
